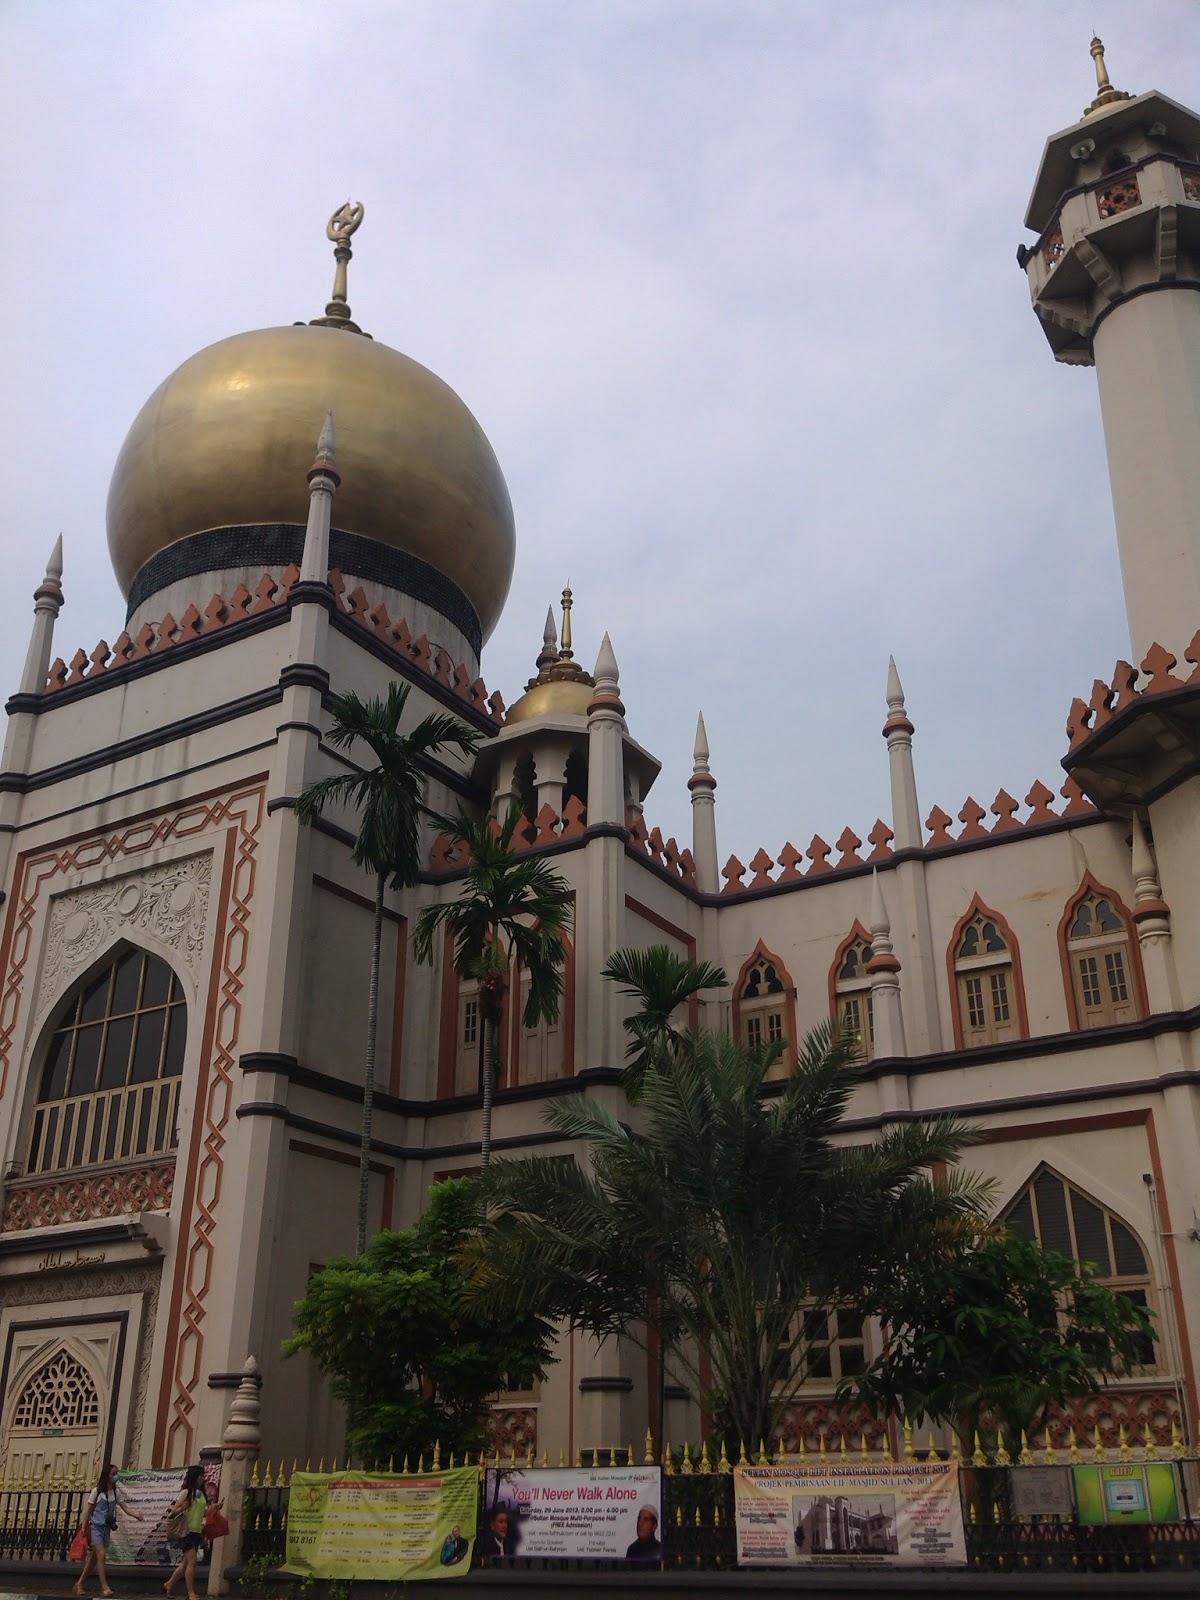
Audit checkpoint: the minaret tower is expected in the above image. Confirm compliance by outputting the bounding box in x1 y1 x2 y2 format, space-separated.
1021 38 1200 663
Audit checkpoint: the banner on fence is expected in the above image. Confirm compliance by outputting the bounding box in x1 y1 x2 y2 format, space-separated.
482 1466 663 1561
1072 1463 1180 1525
107 1469 197 1565
733 1460 966 1568
284 1468 478 1580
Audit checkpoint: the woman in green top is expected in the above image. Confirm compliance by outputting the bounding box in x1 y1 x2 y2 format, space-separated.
164 1466 218 1600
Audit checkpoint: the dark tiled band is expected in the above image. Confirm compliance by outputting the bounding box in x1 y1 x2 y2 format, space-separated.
126 523 483 656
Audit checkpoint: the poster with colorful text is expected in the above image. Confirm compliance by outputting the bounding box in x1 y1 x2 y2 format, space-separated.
483 1466 663 1560
284 1468 478 1580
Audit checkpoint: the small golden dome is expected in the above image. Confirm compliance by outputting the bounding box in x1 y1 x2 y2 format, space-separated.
106 323 515 641
504 677 594 724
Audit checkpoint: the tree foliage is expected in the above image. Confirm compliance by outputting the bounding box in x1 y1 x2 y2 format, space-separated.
413 804 572 1168
601 944 727 1097
465 1021 990 1451
852 1229 1155 1448
284 1180 555 1466
295 682 480 1251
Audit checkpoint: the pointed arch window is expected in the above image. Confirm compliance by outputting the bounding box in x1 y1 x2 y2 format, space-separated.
1064 888 1140 1028
454 978 484 1097
737 955 788 1053
1004 1169 1156 1368
833 934 874 1061
952 907 1020 1047
27 947 186 1176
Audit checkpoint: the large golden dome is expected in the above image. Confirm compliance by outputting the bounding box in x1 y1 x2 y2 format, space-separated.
106 322 515 640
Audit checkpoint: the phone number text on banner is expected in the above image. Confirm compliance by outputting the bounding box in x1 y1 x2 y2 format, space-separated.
284 1468 478 1581
734 1460 966 1568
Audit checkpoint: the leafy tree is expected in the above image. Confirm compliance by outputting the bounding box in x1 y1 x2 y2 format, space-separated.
284 1179 554 1466
465 1021 990 1451
295 683 480 1252
602 944 727 1096
851 1229 1155 1453
413 804 572 1170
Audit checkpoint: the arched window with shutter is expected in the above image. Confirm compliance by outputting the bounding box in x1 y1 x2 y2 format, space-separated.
27 947 186 1176
1003 1167 1157 1369
1059 878 1144 1030
947 897 1027 1049
733 943 796 1075
830 923 875 1061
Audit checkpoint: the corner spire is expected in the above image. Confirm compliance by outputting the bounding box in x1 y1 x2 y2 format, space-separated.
560 585 575 662
307 410 340 485
18 539 66 695
689 710 719 894
309 202 369 336
1084 36 1131 117
46 533 63 583
592 631 619 694
299 412 340 584
535 605 559 673
693 711 711 773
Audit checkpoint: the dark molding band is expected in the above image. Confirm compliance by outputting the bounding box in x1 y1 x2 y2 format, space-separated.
578 1376 634 1394
234 1102 580 1163
1091 279 1200 350
0 1220 162 1258
207 1369 262 1390
127 523 483 656
279 663 330 693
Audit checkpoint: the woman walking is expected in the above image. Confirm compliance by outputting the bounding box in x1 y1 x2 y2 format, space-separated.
164 1466 213 1600
74 1462 145 1597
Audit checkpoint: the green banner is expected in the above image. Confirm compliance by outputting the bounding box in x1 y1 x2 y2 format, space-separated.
1071 1463 1180 1525
284 1468 478 1580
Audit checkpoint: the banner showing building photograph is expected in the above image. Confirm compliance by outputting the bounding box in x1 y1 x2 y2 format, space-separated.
734 1461 966 1568
284 1467 478 1580
482 1466 664 1560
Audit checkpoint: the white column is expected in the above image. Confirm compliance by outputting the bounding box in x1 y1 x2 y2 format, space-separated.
688 711 719 894
1093 292 1200 663
883 656 921 851
582 633 626 1071
18 534 64 695
0 539 66 890
298 411 339 585
866 871 907 1058
1131 820 1179 1012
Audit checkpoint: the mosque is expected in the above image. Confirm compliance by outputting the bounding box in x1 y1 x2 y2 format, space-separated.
0 40 1198 1476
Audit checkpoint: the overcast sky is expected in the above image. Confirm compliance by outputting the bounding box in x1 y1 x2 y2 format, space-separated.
1 2 1195 865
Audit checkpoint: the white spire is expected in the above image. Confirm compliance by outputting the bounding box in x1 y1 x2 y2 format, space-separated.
300 412 340 584
593 631 619 694
543 606 558 650
886 654 905 718
868 868 891 940
46 534 63 583
314 409 336 466
693 710 710 771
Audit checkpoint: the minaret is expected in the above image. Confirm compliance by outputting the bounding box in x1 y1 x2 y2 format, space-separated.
0 540 66 888
17 536 65 696
297 411 340 585
583 632 627 1070
883 656 920 852
1131 822 1178 1012
688 712 719 893
1022 39 1200 662
865 871 906 1059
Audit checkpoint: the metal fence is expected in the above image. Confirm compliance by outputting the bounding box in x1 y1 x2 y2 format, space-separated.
0 1480 87 1562
235 1436 1200 1577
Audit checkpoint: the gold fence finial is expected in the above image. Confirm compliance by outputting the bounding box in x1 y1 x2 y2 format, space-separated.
1019 1430 1033 1466
663 1442 675 1475
903 1419 915 1460
1068 1428 1081 1464
1170 1421 1185 1460
433 1440 441 1470
819 1433 828 1463
758 1438 770 1466
719 1439 731 1472
995 1429 1012 1467
559 1448 566 1468
926 1433 939 1463
645 1428 655 1465
699 1440 712 1474
1090 1427 1105 1464
1117 1424 1132 1461
681 1441 694 1474
972 1430 986 1468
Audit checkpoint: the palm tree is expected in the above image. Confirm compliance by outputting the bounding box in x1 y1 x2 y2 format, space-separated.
413 804 572 1171
602 944 727 1097
295 682 481 1253
466 1020 991 1452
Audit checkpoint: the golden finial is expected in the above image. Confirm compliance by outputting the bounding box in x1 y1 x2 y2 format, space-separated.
310 201 368 334
1043 1430 1055 1465
559 1448 566 1468
718 1440 731 1473
1170 1421 1185 1460
995 1430 1012 1467
1068 1428 1081 1464
1090 1427 1105 1463
560 585 574 661
541 1449 549 1469
1084 37 1132 118
645 1429 655 1465
860 1433 870 1461
681 1441 694 1474
903 1419 915 1460
1019 1431 1033 1466
663 1442 675 1475
972 1430 987 1468
699 1440 712 1474
1118 1424 1132 1461
927 1433 940 1464
758 1438 770 1465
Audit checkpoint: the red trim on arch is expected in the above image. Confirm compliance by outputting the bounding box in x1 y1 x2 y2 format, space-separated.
827 919 875 1020
731 939 798 1057
945 894 1029 1051
1056 872 1149 1031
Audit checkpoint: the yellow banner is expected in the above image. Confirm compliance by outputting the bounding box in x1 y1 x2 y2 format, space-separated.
284 1468 478 1580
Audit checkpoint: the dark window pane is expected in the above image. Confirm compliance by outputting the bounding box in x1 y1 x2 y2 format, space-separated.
99 1015 136 1091
1034 1172 1073 1257
764 963 784 994
982 921 1007 953
155 1086 174 1149
1006 1192 1036 1239
130 1013 166 1083
110 950 142 1016
841 1345 866 1377
163 1008 187 1077
135 1090 154 1154
69 1024 104 1095
1095 898 1122 932
1111 1219 1148 1277
103 1102 120 1162
142 957 172 1008
1071 1192 1111 1275
809 1347 832 1379
40 1033 72 1100
960 925 979 957
1121 1289 1156 1365
78 970 112 1025
836 1310 863 1339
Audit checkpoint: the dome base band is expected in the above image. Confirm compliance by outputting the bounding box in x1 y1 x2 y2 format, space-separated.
126 523 483 656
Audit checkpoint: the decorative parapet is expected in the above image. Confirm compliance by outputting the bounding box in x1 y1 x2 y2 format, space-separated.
41 566 507 727
1066 637 1200 749
1 1160 174 1232
626 811 698 886
717 820 894 896
429 797 588 872
924 779 1094 848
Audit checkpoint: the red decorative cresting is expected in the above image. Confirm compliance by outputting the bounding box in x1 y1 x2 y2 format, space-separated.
626 810 697 886
1066 634 1200 748
430 795 596 872
43 567 507 726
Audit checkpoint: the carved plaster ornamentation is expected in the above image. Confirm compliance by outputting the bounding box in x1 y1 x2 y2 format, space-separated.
0 1262 160 1470
38 853 212 1021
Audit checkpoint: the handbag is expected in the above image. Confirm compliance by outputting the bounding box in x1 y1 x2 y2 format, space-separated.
165 1505 189 1540
203 1507 230 1540
69 1523 89 1562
